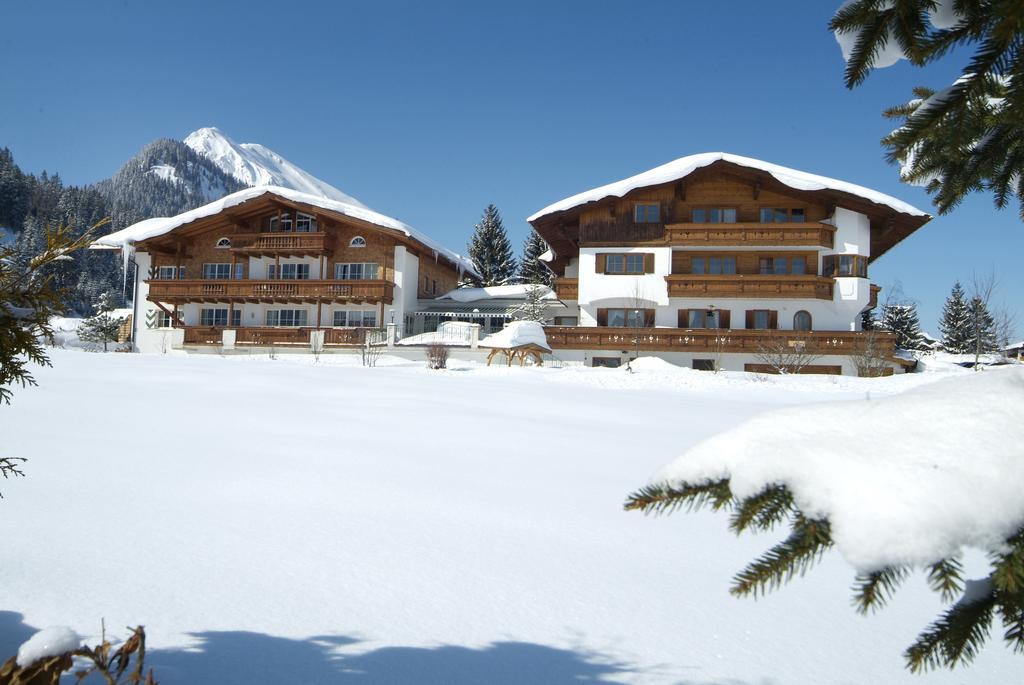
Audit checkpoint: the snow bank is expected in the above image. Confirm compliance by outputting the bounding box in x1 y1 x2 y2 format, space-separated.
437 284 555 302
480 320 550 351
16 627 80 666
527 152 927 223
91 185 476 276
651 368 1024 572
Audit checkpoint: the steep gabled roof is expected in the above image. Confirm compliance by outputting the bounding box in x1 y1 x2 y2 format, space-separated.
92 185 477 275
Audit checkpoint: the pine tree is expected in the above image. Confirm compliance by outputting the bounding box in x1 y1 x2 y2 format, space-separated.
507 285 549 323
830 2 1024 218
518 230 552 286
880 303 927 351
77 292 125 352
967 296 999 355
466 204 517 287
939 282 972 353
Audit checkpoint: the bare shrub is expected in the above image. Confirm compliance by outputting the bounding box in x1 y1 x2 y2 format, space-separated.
361 328 385 367
426 342 449 370
754 334 822 374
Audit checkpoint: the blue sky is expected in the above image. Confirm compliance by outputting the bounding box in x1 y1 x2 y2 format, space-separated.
2 0 1020 335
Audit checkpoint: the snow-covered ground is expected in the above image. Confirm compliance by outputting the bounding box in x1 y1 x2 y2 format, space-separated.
0 350 1019 684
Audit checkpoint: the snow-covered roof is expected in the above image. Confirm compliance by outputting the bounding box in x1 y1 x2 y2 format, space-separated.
91 185 477 275
436 284 556 302
527 152 928 222
479 320 551 351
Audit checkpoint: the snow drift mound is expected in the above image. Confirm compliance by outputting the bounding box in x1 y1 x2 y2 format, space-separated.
651 368 1024 572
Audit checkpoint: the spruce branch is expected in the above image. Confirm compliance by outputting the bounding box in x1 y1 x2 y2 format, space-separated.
906 585 997 672
624 479 734 516
853 566 910 614
927 558 965 603
728 484 794 534
731 514 833 598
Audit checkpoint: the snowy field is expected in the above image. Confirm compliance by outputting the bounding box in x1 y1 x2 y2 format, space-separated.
0 349 1019 684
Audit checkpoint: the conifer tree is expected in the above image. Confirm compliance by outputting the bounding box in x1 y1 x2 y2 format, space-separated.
466 205 517 287
507 285 549 323
880 302 927 350
967 296 998 355
939 282 972 353
518 230 552 286
830 2 1024 218
77 292 125 352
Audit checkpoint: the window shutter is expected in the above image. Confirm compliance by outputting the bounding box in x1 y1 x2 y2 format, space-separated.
745 310 754 329
596 254 607 274
678 310 687 328
644 309 656 327
643 253 655 273
720 310 731 329
597 308 608 327
768 310 779 329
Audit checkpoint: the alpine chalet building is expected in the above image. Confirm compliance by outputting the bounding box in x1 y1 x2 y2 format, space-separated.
94 186 475 353
528 153 931 374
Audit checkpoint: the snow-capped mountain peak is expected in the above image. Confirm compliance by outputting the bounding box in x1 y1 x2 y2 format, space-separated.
183 127 367 208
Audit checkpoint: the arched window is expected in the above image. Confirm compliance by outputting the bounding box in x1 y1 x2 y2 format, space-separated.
215 237 231 248
793 310 812 331
350 236 367 248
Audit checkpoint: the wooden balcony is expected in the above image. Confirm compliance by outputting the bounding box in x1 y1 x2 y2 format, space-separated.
579 221 665 244
147 279 394 304
179 326 372 347
229 232 328 257
554 278 578 300
543 326 896 356
664 222 835 248
665 274 834 300
182 326 223 345
235 327 313 346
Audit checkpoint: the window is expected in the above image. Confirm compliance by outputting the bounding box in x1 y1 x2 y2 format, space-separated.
598 253 652 274
333 310 377 327
680 309 730 329
349 236 366 248
746 309 777 330
822 254 868 278
235 263 244 280
760 208 806 223
692 359 716 371
200 308 228 326
432 279 437 295
202 263 232 280
794 310 812 331
215 237 231 248
232 309 241 327
269 214 294 232
757 255 807 275
553 316 578 326
295 213 315 232
335 263 378 280
269 263 311 280
156 266 182 280
691 208 737 223
592 357 622 368
691 255 737 275
157 310 181 328
599 308 653 328
634 203 660 223
266 309 308 326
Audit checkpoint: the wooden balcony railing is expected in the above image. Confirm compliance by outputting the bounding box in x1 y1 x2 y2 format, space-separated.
554 278 578 300
579 221 665 244
147 279 394 303
182 326 223 345
665 274 834 300
543 326 896 356
229 232 328 255
664 222 835 248
234 327 313 346
324 328 365 346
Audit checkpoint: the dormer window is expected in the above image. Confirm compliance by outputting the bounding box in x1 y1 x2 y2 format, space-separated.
350 236 367 248
215 237 231 248
634 203 660 223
